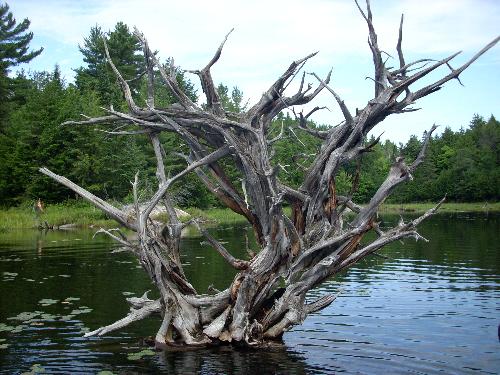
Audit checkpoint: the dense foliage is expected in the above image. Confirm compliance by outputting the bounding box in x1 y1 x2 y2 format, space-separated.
270 114 499 204
0 11 498 207
0 2 42 117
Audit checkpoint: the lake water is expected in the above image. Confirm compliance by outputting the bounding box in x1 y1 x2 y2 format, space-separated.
0 213 499 374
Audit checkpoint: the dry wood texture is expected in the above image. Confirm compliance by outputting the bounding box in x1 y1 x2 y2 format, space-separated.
40 0 498 348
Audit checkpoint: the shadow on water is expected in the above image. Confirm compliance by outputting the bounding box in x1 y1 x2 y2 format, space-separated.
0 212 499 374
152 346 312 375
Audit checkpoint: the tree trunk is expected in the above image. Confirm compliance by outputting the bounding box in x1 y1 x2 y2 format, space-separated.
39 0 498 348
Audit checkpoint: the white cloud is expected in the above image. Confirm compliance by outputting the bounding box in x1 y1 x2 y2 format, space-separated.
9 0 500 142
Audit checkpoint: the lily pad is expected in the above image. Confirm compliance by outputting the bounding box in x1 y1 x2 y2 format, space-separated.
59 315 76 321
64 297 80 302
0 323 15 332
97 372 115 375
70 308 92 315
38 298 58 306
0 343 9 349
8 311 41 322
122 291 134 296
21 363 45 375
40 313 57 321
11 325 25 333
3 272 18 277
58 274 71 278
127 349 155 361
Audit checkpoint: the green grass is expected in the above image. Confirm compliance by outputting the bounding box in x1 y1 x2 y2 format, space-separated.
185 206 293 226
379 201 500 213
0 202 116 231
0 201 497 231
189 202 497 226
185 207 249 225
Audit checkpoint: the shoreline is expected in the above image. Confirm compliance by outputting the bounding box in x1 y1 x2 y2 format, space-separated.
1 202 498 231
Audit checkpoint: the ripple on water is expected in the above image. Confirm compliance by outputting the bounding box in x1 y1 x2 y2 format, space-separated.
1 214 499 374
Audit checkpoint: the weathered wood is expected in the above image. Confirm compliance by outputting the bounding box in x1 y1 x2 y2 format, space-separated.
40 1 497 348
84 299 161 337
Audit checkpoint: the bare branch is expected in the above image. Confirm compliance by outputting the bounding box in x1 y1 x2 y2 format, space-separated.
142 37 155 109
186 29 234 116
193 220 249 270
393 51 462 95
305 292 339 314
93 228 135 250
396 14 406 74
62 115 123 127
409 124 438 173
310 72 353 124
102 37 148 116
352 124 438 228
95 128 151 136
40 2 497 346
39 167 136 230
84 299 161 337
355 0 386 96
268 120 286 145
390 59 435 77
134 28 196 109
340 198 446 270
278 182 309 203
294 107 330 139
205 28 234 71
142 146 231 226
412 36 499 101
247 52 318 123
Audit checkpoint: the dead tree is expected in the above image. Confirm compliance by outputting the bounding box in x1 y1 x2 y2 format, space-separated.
40 1 498 347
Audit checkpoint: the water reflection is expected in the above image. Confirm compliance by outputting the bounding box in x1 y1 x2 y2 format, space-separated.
0 213 499 374
151 346 310 375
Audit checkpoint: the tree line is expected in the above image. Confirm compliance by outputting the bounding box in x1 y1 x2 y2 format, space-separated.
0 6 498 208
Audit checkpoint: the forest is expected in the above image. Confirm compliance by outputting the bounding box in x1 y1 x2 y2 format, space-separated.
1 19 498 209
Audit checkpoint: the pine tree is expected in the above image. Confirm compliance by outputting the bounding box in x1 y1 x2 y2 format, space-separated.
75 22 144 108
0 2 42 126
0 2 42 72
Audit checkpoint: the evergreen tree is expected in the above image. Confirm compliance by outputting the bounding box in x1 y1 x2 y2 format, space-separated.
75 22 144 108
0 2 42 126
216 83 246 113
0 2 42 72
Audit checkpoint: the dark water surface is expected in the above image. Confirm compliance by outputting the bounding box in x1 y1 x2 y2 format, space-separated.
0 213 499 374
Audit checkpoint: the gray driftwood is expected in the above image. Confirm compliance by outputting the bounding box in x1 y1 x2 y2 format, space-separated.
40 0 498 348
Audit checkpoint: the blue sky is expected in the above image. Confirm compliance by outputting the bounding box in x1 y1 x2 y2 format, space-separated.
8 0 500 143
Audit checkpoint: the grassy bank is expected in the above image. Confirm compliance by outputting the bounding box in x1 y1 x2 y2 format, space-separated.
1 202 497 231
379 202 500 213
189 202 499 225
0 203 115 231
185 207 292 226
